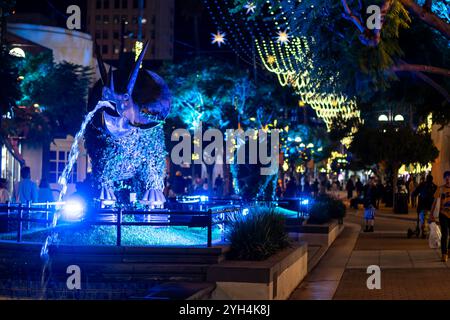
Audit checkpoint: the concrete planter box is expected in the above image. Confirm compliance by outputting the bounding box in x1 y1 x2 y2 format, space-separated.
287 219 344 247
207 243 307 300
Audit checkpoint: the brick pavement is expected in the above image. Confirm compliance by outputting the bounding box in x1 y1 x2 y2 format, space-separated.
291 204 450 300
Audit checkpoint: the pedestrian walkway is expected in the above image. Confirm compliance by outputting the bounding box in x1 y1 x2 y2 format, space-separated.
290 205 450 300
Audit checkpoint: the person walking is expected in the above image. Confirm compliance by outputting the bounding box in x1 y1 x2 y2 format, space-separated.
409 177 418 208
355 178 364 198
363 178 377 232
412 174 437 238
346 178 355 200
431 171 450 262
16 167 38 204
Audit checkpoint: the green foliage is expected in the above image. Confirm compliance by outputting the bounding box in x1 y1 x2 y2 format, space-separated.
308 194 346 224
231 0 450 125
226 207 291 261
161 56 296 130
349 125 439 171
14 52 92 141
0 52 20 115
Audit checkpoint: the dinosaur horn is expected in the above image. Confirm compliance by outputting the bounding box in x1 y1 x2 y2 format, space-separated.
127 41 149 94
108 66 114 90
95 40 108 86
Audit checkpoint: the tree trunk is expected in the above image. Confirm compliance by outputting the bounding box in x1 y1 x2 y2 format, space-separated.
399 0 450 40
392 162 400 212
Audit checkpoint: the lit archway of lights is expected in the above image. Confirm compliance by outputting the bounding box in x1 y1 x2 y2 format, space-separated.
204 0 361 131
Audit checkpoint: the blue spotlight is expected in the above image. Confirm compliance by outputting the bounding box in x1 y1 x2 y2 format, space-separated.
242 208 249 216
61 199 86 221
300 199 310 205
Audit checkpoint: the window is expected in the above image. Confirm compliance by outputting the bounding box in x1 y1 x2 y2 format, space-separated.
113 15 120 24
133 0 138 8
49 151 77 184
103 15 109 24
132 16 138 24
95 30 101 40
113 31 119 39
103 45 109 54
151 30 155 40
113 45 120 54
95 15 101 24
151 15 155 25
114 0 120 9
103 30 109 39
122 0 128 9
121 15 128 23
96 0 102 9
103 0 109 9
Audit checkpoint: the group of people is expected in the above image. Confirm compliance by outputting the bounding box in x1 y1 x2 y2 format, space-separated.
0 166 55 204
164 171 225 198
345 171 450 263
276 176 347 199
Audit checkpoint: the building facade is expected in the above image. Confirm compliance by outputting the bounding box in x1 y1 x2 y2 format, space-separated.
3 22 95 199
86 0 174 60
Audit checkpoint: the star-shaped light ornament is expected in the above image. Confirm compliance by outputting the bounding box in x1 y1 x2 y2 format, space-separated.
211 31 227 47
267 55 276 65
244 2 257 14
276 30 290 45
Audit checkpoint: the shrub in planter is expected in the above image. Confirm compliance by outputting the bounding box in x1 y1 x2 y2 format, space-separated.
226 207 291 261
307 195 346 224
307 200 331 224
328 198 346 222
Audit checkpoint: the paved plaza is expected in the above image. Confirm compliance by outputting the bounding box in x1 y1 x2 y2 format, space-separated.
291 205 450 300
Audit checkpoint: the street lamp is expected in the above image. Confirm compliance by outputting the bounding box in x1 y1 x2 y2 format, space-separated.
378 113 404 123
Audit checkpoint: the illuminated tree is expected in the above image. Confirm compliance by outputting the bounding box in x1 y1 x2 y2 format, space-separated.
349 124 439 207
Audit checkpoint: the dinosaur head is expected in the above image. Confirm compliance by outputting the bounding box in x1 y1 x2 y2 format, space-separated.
97 41 171 138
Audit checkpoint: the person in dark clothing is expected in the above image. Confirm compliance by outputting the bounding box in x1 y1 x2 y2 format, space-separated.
284 178 297 198
312 179 319 197
171 171 186 196
355 178 364 197
346 179 355 200
363 178 377 232
412 174 437 237
375 180 384 209
214 175 224 198
431 171 450 262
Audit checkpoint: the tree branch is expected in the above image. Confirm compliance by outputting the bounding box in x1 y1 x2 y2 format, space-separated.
413 71 450 103
341 0 393 46
392 60 450 102
341 0 365 33
399 0 450 40
391 64 450 77
423 0 433 12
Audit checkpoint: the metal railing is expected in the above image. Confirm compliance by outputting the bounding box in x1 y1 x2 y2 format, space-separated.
0 203 242 247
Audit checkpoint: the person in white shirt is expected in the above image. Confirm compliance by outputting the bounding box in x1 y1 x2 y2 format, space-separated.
17 167 38 204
